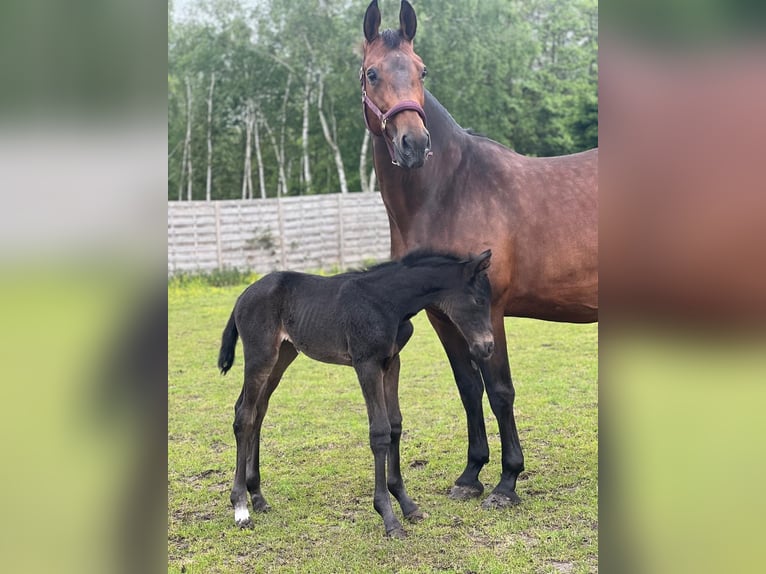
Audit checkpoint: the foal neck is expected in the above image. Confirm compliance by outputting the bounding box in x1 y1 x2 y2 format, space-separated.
366 260 458 317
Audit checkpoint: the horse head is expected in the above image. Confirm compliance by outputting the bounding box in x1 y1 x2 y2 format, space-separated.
362 0 431 168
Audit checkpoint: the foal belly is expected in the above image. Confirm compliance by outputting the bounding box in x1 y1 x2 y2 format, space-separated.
285 330 353 366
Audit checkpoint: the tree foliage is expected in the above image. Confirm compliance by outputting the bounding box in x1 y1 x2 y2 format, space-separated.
169 0 598 200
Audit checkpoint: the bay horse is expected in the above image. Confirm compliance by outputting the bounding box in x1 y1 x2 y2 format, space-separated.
361 0 598 508
218 250 494 537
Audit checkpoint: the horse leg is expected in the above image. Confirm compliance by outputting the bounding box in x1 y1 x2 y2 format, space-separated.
479 315 524 509
230 344 282 529
245 342 298 513
383 353 424 523
426 311 489 499
354 359 404 538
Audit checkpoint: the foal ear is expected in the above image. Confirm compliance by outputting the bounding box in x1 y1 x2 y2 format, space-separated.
364 0 381 43
399 0 417 41
466 249 492 279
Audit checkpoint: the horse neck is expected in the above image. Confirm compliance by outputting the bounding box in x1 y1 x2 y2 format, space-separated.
372 91 464 215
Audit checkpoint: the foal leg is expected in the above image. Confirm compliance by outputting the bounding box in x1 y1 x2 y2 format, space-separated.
479 315 524 509
354 360 404 538
427 311 490 500
245 342 298 513
383 354 424 523
230 344 283 528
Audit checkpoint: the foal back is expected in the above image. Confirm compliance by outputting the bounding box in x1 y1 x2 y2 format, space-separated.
234 272 354 366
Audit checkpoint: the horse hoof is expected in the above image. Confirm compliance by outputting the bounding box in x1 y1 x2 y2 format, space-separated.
449 484 483 501
387 526 408 539
481 491 521 509
235 517 254 529
405 509 427 523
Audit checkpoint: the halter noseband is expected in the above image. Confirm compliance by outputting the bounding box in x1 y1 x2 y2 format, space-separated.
360 66 433 166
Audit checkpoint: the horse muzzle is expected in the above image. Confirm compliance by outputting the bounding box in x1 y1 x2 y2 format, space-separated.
394 128 432 169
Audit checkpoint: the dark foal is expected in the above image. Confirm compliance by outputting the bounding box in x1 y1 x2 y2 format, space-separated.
361 1 598 508
218 250 494 537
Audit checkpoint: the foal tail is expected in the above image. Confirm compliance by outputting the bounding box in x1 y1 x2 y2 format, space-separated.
218 310 239 375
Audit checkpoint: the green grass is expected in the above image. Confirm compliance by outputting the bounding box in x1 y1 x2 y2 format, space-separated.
169 282 598 573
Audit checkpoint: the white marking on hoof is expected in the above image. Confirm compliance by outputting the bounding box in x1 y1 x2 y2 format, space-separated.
234 505 250 525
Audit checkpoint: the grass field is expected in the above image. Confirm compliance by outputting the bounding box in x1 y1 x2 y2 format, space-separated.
168 280 598 573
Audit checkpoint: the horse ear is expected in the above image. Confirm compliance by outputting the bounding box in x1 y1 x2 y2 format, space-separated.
399 0 417 41
364 0 381 43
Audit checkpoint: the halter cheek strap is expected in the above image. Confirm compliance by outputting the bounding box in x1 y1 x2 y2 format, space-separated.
360 67 433 166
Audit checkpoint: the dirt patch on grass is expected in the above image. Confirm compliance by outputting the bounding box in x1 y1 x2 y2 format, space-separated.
172 507 215 522
549 560 575 573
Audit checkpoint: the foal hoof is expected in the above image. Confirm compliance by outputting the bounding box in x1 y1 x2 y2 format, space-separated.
449 484 484 501
252 500 271 513
404 509 427 523
481 491 521 509
386 526 408 539
235 517 254 530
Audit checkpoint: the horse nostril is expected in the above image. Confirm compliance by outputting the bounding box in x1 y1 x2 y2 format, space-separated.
401 134 411 150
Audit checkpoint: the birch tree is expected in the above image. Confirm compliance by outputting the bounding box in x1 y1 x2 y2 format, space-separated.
184 75 193 201
316 72 348 194
301 66 313 195
205 71 216 201
241 100 253 199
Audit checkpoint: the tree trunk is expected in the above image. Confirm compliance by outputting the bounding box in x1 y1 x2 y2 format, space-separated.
301 68 312 195
178 136 188 202
185 76 193 201
369 167 376 194
205 72 216 201
253 108 266 199
261 73 291 198
359 130 370 193
241 101 253 200
278 74 292 196
262 116 286 198
317 75 348 194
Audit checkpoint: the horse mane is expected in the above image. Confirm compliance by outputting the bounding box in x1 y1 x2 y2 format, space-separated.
465 127 490 139
422 91 494 141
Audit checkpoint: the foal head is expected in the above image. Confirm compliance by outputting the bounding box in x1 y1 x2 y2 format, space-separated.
419 250 495 360
361 0 431 168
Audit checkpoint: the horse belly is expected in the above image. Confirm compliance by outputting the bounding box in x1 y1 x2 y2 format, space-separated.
505 295 597 323
506 266 598 322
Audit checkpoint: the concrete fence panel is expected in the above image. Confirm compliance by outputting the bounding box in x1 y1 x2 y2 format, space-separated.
168 194 391 276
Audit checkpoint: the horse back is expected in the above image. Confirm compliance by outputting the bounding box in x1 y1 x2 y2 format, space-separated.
392 142 597 323
479 144 598 321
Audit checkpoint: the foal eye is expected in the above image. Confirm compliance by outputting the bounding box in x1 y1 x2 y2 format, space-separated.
421 67 428 79
366 68 378 83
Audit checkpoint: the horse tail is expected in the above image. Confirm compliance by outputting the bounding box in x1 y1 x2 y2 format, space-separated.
218 310 239 375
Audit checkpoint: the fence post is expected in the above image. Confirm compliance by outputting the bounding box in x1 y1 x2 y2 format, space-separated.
337 193 346 271
214 201 223 270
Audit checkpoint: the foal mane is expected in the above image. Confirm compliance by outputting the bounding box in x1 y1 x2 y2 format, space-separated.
399 249 464 268
350 250 465 277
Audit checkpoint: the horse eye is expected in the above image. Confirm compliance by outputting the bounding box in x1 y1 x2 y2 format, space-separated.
421 67 428 79
474 297 485 306
366 68 378 83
